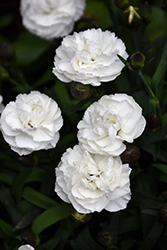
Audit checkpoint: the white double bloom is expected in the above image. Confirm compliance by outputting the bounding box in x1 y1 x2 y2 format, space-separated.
20 0 86 40
77 93 146 156
0 91 63 156
19 245 34 250
55 145 131 214
53 28 128 86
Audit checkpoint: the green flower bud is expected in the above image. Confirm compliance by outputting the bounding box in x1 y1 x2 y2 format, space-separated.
0 66 9 80
129 51 145 71
146 112 160 131
120 144 140 164
114 0 129 9
142 1 152 24
71 207 92 223
0 43 15 66
18 154 38 168
122 6 142 28
97 230 113 247
21 232 40 247
162 191 167 202
159 203 167 224
70 82 92 100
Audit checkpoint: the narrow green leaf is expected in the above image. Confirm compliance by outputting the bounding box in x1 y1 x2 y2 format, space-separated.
153 163 167 175
76 226 104 250
132 189 164 209
119 216 140 234
139 220 163 250
141 208 159 216
31 204 71 234
109 212 119 245
0 219 20 239
12 168 32 202
22 186 58 209
26 168 46 183
0 173 14 185
0 185 22 225
151 41 167 91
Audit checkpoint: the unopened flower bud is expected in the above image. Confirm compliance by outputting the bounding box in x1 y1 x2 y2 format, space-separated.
114 0 129 9
159 203 167 224
121 144 140 164
0 43 15 66
71 207 92 223
162 191 167 202
129 51 145 71
142 2 152 24
21 232 40 247
122 6 142 28
0 66 9 80
70 82 92 100
146 112 160 131
97 230 112 247
18 154 38 168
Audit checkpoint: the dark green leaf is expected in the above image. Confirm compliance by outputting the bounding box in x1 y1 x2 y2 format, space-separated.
151 41 167 91
22 186 58 209
153 163 167 175
141 208 159 216
132 189 164 209
76 226 104 250
31 204 71 234
0 185 22 225
109 212 119 245
139 220 163 250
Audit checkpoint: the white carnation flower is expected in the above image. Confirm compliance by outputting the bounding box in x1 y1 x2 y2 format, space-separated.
53 28 128 86
77 93 146 156
55 145 131 214
0 91 63 156
20 0 86 40
19 245 34 250
0 95 4 114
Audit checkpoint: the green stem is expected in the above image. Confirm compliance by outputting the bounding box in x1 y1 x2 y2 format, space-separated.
138 71 159 106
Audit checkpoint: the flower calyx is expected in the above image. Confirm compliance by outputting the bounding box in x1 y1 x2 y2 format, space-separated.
122 6 142 28
71 207 92 223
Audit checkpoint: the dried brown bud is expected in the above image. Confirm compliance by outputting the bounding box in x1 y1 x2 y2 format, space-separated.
146 112 160 131
0 43 15 66
121 144 140 164
22 232 40 247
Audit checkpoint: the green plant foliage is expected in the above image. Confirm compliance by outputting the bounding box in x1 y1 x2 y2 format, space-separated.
0 0 167 250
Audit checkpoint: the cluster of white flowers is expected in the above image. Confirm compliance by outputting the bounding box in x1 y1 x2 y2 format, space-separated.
20 0 86 40
3 2 146 216
0 91 63 156
55 93 146 214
